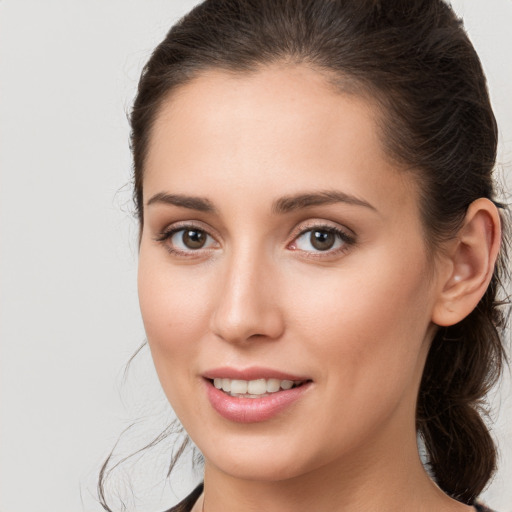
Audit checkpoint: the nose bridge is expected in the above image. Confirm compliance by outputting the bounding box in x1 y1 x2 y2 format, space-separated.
210 242 283 343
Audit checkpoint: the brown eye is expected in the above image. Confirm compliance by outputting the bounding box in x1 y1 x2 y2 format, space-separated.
293 226 353 254
182 229 207 249
163 227 217 253
310 230 335 251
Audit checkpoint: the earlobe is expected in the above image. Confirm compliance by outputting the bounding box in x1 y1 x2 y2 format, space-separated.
432 198 501 327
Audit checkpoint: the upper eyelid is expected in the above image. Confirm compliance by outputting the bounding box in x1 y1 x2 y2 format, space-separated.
158 220 220 240
289 219 356 240
291 227 355 248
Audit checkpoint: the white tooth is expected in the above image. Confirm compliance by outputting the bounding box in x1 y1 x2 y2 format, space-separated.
230 379 248 394
266 378 281 393
214 378 222 389
281 380 293 390
247 379 267 395
221 378 231 392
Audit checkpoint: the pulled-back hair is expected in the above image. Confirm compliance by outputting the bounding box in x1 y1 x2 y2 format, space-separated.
101 0 510 508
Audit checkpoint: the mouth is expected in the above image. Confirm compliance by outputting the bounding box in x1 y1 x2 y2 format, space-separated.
207 377 309 398
202 370 313 423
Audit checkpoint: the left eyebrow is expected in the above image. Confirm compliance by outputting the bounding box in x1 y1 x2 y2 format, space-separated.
272 190 377 214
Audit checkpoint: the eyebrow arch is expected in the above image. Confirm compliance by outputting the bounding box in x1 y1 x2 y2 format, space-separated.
272 190 377 214
146 192 216 213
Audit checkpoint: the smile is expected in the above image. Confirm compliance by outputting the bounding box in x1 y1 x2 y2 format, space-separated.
211 378 306 397
203 370 313 423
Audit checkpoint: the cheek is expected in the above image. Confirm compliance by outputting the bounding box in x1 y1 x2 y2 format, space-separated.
276 252 433 458
286 245 433 392
138 243 212 338
137 249 212 402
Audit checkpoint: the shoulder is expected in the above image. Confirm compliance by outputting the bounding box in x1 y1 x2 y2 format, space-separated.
162 483 204 512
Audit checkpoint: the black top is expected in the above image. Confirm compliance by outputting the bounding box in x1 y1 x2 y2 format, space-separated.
163 483 497 512
165 483 204 512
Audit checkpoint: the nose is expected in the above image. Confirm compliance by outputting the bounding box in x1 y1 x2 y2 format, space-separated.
209 249 285 344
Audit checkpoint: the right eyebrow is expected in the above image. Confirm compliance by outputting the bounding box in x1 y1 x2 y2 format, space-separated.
146 192 216 213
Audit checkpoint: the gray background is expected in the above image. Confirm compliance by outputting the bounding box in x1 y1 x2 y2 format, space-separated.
1 1 511 511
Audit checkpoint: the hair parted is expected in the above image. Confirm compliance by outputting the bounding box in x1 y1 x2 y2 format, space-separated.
100 0 510 508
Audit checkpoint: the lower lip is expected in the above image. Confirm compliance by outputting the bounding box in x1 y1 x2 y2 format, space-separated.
204 379 312 423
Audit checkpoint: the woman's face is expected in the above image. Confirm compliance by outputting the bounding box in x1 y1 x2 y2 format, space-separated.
138 65 442 481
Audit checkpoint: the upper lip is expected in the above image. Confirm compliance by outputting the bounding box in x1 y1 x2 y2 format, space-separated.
202 366 311 382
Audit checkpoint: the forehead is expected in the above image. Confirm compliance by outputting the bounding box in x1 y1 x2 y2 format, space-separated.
144 64 418 219
147 64 380 170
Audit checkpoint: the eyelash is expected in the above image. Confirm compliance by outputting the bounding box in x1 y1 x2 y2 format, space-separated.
154 223 218 257
154 222 356 258
289 224 356 257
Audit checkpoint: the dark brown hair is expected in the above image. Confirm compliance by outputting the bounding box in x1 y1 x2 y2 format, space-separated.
100 0 510 508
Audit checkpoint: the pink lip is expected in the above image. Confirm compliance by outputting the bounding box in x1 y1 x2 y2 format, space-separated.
202 367 312 423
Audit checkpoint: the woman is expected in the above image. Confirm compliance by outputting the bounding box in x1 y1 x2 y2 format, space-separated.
102 0 510 510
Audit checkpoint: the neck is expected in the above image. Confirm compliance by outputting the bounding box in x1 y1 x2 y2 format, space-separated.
199 418 472 512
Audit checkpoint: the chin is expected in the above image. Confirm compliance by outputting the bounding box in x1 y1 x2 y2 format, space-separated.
208 454 311 482
199 432 337 484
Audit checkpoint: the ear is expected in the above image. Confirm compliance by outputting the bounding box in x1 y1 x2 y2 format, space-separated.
431 198 501 327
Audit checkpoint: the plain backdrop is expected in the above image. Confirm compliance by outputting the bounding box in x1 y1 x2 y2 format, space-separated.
1 1 511 511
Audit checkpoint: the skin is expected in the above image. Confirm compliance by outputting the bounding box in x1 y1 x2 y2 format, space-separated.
137 65 499 512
